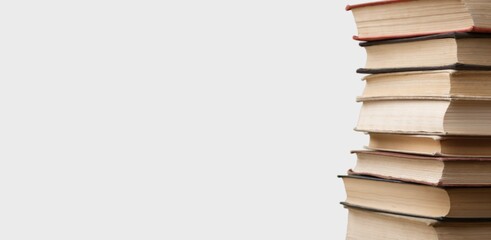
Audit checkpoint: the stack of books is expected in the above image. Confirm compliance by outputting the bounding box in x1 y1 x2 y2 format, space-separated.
342 0 491 239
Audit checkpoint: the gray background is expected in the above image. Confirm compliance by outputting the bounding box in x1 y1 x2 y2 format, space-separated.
2 0 367 239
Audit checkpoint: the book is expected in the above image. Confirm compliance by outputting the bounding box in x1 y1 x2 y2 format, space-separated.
345 206 491 240
351 150 491 186
357 33 491 74
367 133 491 157
340 175 491 219
356 98 491 136
358 70 491 101
346 0 491 41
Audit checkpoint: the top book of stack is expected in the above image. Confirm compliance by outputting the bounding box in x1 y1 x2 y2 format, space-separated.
346 0 491 41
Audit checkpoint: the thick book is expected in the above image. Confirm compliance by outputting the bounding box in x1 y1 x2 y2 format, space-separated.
340 175 491 219
367 133 491 157
356 98 491 136
346 0 491 41
345 206 491 240
357 33 491 74
351 150 491 186
358 70 491 101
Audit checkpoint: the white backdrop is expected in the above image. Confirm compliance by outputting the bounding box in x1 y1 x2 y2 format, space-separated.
1 0 368 239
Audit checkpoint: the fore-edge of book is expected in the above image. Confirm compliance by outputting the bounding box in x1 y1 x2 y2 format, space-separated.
345 0 491 41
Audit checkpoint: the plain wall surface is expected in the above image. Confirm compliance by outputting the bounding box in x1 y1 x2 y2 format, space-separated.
1 0 367 239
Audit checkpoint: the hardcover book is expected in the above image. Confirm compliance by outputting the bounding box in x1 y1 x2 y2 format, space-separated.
366 133 491 157
356 98 491 136
347 0 491 41
341 175 491 219
351 150 491 186
357 33 491 74
345 206 491 240
358 70 491 100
